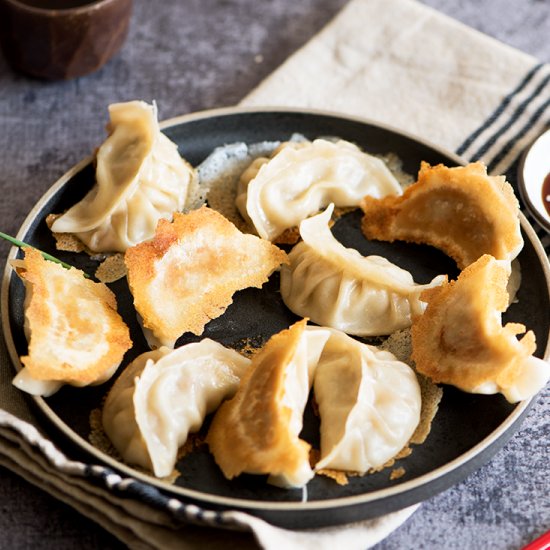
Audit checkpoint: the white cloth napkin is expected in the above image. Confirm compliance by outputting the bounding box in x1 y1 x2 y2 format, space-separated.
2 0 549 548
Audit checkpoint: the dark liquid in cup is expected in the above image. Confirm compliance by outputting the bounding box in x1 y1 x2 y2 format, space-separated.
542 172 550 215
16 0 96 8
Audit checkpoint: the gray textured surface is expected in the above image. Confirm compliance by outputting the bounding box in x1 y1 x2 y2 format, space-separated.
0 0 548 548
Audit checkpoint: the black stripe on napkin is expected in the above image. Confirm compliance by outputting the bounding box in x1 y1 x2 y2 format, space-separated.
84 463 227 527
454 63 550 257
456 63 544 157
487 110 550 175
467 71 550 164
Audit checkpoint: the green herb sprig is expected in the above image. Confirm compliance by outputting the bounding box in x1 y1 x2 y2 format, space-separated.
0 231 90 278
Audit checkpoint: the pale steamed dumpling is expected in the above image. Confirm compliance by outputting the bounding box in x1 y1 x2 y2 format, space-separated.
311 327 421 473
51 101 196 252
102 339 250 478
280 205 445 336
236 138 402 241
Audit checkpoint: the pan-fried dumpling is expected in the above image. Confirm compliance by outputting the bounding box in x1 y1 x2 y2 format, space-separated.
361 162 523 269
280 205 445 336
11 248 132 397
51 101 197 253
236 138 402 241
102 339 250 478
311 327 421 473
411 255 550 403
207 319 330 488
125 206 288 348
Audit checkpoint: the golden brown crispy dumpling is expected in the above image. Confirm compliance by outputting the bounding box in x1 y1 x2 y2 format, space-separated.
125 206 288 348
411 255 550 403
12 248 132 396
361 162 523 269
207 319 330 488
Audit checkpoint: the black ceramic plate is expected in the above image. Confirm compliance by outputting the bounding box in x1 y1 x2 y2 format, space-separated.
2 107 550 529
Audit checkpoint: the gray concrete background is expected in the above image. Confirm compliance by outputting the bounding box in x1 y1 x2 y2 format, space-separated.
0 0 548 548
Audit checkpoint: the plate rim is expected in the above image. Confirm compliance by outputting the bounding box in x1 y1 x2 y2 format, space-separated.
2 105 549 514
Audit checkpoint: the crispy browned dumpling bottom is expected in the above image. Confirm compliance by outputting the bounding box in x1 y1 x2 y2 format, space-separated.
361 162 523 269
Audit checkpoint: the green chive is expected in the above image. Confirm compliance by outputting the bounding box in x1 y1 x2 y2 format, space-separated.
0 231 90 278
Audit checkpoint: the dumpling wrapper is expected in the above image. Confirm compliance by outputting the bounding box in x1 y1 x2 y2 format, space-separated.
411 254 550 403
102 340 250 478
125 206 288 348
236 138 402 242
12 248 132 397
280 205 445 336
311 327 421 473
207 319 330 488
361 162 524 269
51 100 197 253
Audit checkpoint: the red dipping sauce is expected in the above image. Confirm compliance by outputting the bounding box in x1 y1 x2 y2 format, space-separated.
543 172 550 215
